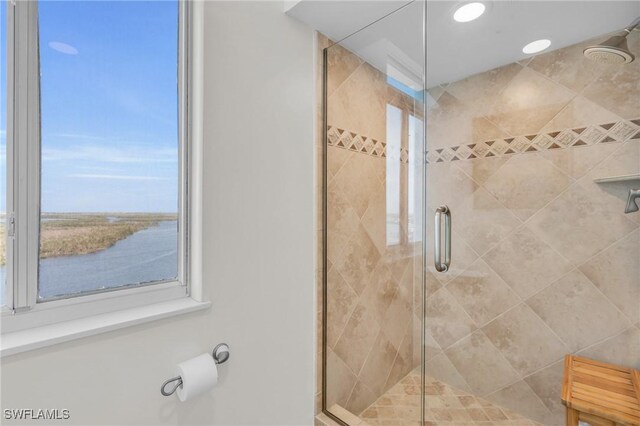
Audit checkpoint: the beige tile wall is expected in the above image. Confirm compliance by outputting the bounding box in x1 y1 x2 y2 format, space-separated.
424 31 640 424
321 39 424 418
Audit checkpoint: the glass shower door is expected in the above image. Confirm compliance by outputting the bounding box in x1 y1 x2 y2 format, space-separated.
323 2 639 424
424 2 640 424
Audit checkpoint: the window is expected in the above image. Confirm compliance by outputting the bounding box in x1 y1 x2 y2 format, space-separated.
386 104 402 246
386 103 424 246
38 1 182 300
408 114 423 243
2 1 198 335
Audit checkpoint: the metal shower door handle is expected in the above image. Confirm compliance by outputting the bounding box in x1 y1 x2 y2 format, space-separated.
434 206 451 272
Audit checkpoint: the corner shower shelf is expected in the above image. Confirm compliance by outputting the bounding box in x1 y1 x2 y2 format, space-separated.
593 173 640 184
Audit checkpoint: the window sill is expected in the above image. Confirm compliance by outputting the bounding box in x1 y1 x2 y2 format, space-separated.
0 297 211 357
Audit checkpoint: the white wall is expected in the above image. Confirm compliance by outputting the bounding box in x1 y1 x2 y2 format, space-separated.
0 2 316 425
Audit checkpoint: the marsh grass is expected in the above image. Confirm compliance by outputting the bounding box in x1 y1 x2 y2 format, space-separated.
0 213 177 266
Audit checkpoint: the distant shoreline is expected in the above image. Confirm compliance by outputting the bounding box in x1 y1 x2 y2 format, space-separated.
0 213 177 266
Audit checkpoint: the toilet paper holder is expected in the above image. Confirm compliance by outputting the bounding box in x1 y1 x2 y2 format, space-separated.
160 343 230 397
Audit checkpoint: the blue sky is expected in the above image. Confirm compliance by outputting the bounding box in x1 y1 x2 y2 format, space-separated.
2 1 179 213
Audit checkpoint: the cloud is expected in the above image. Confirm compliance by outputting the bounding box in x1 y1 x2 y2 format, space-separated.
68 174 169 181
52 133 104 140
43 143 177 164
49 41 78 55
75 166 125 173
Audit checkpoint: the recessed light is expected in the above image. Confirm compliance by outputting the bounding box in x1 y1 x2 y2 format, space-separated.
453 2 486 23
522 39 551 54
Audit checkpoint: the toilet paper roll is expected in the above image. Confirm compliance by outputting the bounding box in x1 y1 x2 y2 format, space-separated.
175 353 218 402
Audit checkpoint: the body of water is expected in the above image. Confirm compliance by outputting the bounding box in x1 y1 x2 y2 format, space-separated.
0 220 178 303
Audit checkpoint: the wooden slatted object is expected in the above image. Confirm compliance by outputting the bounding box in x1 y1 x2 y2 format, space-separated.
562 355 640 426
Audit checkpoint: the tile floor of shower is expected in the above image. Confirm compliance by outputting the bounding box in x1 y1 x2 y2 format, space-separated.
322 368 543 426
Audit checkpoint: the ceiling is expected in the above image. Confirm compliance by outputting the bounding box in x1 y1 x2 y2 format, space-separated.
286 0 640 89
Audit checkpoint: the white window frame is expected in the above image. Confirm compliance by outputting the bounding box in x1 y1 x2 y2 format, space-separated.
0 0 207 354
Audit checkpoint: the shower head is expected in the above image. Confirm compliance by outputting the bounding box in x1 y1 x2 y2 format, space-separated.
583 34 634 64
583 17 639 64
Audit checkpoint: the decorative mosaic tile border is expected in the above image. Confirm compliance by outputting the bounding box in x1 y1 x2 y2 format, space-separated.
327 125 409 163
427 118 640 163
328 119 640 164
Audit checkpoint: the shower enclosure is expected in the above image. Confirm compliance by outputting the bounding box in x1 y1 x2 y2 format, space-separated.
322 1 639 425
